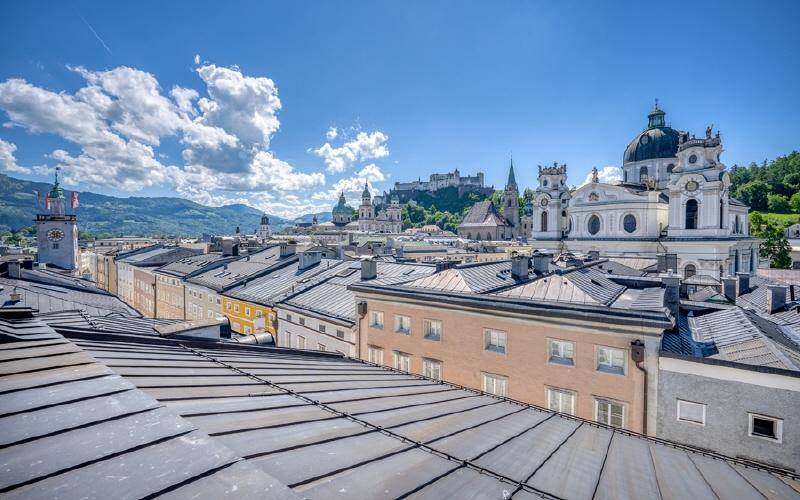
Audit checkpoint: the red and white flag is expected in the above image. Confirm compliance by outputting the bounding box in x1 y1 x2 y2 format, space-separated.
71 191 79 209
45 192 50 210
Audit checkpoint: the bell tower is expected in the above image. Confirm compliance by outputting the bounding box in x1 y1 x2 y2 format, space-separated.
532 162 570 240
35 167 78 271
502 158 520 238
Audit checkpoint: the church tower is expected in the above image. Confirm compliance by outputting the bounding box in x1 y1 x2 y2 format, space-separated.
358 182 375 232
502 158 520 238
256 213 271 242
532 162 570 240
35 168 78 271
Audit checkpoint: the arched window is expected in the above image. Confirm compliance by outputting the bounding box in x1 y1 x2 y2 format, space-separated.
541 212 548 232
685 199 699 229
735 215 741 234
719 199 724 229
639 166 648 183
667 163 675 173
623 214 637 234
476 233 481 241
588 215 601 235
467 232 472 239
684 264 696 279
486 232 492 241
734 249 740 273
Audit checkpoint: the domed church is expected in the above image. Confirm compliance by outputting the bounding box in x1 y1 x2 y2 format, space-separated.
529 103 759 279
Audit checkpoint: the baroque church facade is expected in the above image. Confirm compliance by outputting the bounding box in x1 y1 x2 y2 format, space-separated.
358 183 402 234
528 105 758 279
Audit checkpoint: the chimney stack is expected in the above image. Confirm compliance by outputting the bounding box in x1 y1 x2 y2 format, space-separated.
588 250 600 261
280 242 297 258
766 285 787 314
662 273 681 319
532 251 551 274
722 276 738 302
735 272 750 295
656 254 667 273
511 254 530 280
435 260 456 273
298 251 322 270
361 258 377 280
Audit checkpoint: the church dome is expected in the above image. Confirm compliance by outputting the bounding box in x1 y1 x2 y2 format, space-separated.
623 105 680 164
332 192 353 215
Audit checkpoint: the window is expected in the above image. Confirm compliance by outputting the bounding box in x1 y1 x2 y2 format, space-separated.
296 335 306 349
244 326 252 334
52 243 59 249
482 373 507 397
677 400 706 425
393 351 411 372
394 315 411 335
422 358 442 380
587 215 600 235
368 345 384 365
623 214 637 234
286 313 293 322
284 332 292 347
639 166 648 183
245 307 251 317
299 317 305 326
484 329 507 354
319 324 326 333
226 302 231 310
423 319 442 341
596 346 626 375
596 398 625 428
255 310 263 318
336 329 345 339
749 413 783 442
541 211 548 232
685 199 699 230
548 339 575 366
370 311 384 329
684 264 696 279
317 343 326 352
547 387 575 415
234 304 240 313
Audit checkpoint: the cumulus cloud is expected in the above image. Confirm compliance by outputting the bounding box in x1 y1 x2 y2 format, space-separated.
313 130 389 173
311 163 387 203
0 60 342 217
194 54 201 65
325 126 338 140
580 166 622 187
0 139 30 174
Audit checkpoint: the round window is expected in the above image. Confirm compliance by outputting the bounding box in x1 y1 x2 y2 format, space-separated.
623 214 637 233
543 179 548 187
640 135 650 145
588 215 601 235
689 154 698 164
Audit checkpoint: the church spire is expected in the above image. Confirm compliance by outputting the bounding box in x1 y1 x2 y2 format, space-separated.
506 157 517 190
647 99 666 128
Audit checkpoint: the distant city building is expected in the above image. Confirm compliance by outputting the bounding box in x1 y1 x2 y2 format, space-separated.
331 192 355 227
255 213 271 242
393 168 484 193
357 183 402 234
457 160 520 240
35 169 78 271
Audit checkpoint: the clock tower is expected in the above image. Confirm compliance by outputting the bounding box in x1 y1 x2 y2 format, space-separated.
35 168 78 271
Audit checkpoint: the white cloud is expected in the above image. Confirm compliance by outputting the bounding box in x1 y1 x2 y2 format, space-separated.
313 130 389 173
0 139 30 174
0 60 395 218
194 54 201 65
580 166 622 187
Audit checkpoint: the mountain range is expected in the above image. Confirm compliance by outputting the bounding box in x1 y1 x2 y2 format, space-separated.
0 173 330 236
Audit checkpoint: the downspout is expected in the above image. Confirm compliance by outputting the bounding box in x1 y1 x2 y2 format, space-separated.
631 339 647 435
356 300 368 360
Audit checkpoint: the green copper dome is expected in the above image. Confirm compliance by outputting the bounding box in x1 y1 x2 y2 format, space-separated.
332 192 353 215
623 105 680 164
361 182 371 199
49 168 65 199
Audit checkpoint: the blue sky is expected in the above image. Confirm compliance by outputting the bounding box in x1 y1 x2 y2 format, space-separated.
0 0 798 217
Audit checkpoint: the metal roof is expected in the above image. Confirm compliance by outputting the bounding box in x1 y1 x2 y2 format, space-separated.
0 315 296 499
116 245 200 266
187 246 295 291
3 315 797 498
156 253 234 278
0 276 138 316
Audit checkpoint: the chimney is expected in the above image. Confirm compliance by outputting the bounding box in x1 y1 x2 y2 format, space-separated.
766 285 788 314
722 276 738 302
532 251 551 274
656 254 667 273
662 273 680 319
587 250 600 261
435 260 456 273
280 242 296 258
361 258 377 280
298 251 322 270
221 238 235 257
665 253 678 273
735 272 750 295
511 254 530 280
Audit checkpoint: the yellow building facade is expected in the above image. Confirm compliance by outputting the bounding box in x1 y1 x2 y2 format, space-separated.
221 296 276 335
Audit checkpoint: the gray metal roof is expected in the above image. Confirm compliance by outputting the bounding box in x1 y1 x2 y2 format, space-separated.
156 252 234 278
0 276 138 316
116 245 200 266
187 246 295 291
280 261 436 324
407 261 529 294
0 315 296 499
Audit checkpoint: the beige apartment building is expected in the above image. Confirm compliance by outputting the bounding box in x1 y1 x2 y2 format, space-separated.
133 267 156 317
155 253 232 320
95 250 118 295
350 256 673 434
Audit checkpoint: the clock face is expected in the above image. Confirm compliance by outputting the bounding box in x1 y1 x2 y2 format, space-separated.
685 180 699 192
539 198 549 207
47 229 65 241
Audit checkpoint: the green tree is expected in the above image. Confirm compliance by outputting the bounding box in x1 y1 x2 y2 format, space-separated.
790 192 800 213
734 180 770 211
767 194 791 213
759 222 792 269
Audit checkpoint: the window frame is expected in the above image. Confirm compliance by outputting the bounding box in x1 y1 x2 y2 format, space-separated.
393 350 411 372
422 358 442 380
394 314 411 335
748 413 783 443
595 398 625 428
367 345 384 365
547 338 575 366
595 345 626 376
423 318 442 341
484 328 507 354
676 399 706 426
546 387 576 415
482 372 508 397
369 310 384 329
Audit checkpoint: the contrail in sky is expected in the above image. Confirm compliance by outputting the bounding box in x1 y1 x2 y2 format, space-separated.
79 15 112 55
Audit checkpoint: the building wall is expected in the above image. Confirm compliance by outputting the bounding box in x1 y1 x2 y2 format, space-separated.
657 356 800 470
96 253 117 294
184 283 223 322
155 272 185 319
132 267 156 318
117 261 135 306
275 306 355 356
221 296 274 335
356 295 649 433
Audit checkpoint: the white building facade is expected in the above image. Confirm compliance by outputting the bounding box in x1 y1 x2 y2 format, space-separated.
530 105 759 278
357 183 402 234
